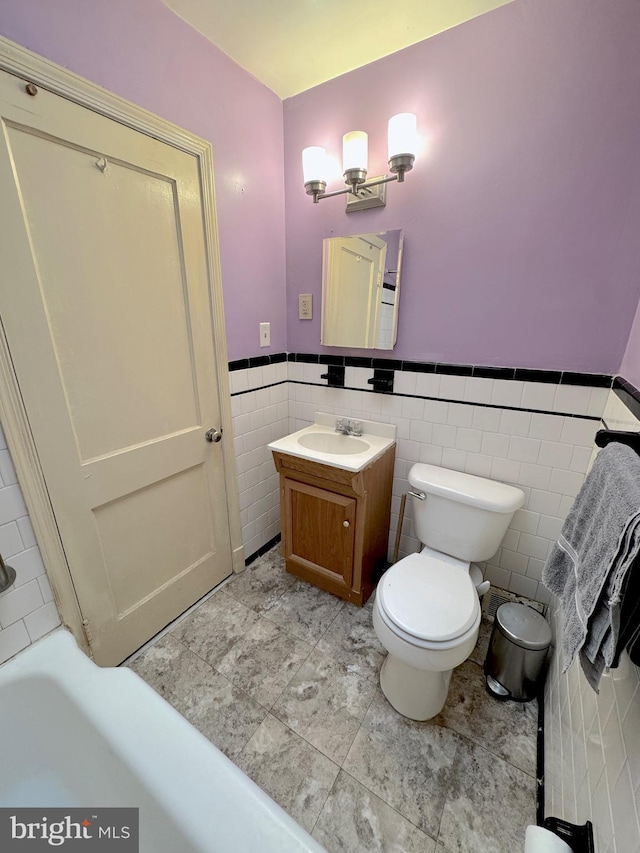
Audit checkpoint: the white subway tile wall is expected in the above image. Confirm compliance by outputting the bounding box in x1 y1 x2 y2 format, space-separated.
0 425 60 665
230 360 289 559
284 363 606 604
544 389 640 853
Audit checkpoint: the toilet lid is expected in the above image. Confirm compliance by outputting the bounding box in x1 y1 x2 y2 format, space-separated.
378 553 479 642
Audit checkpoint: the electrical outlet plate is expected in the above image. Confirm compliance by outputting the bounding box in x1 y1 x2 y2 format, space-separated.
259 322 270 347
299 293 312 319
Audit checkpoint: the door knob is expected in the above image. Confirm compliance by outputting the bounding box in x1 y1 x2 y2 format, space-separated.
205 428 222 443
343 520 350 528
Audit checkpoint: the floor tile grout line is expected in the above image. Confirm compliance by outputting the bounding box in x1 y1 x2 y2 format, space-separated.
339 681 379 770
224 573 296 617
148 632 275 746
236 710 342 835
433 735 461 847
167 593 313 718
119 575 234 666
127 630 270 767
237 544 350 648
437 693 539 781
231 591 344 654
259 606 345 649
261 641 315 713
312 598 347 649
166 551 348 719
452 726 538 781
339 698 515 843
336 767 441 846
229 712 268 765
269 659 379 769
308 766 341 837
338 759 438 840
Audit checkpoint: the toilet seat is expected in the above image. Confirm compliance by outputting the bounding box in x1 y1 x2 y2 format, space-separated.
377 552 480 647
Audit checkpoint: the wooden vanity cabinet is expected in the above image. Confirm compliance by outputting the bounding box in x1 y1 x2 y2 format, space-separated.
272 444 395 606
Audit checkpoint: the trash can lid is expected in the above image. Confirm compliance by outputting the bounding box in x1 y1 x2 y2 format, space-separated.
496 602 551 650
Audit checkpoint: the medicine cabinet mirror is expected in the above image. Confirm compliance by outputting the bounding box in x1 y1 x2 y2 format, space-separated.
321 229 403 350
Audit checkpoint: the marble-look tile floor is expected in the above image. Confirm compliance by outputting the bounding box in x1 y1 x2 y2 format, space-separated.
127 546 537 852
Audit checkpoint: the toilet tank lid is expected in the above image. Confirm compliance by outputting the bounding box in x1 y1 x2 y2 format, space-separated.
408 464 525 513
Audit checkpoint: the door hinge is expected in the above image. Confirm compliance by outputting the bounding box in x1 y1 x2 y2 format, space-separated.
81 618 94 647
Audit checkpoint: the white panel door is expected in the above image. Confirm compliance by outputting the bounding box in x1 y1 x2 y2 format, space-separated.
0 70 233 664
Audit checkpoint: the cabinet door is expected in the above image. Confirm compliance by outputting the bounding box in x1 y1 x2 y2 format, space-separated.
283 479 356 587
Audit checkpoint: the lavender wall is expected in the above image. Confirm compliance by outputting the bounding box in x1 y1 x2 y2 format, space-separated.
3 0 640 372
284 0 640 373
0 0 286 361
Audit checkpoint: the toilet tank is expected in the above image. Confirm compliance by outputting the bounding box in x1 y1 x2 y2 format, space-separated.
408 464 524 562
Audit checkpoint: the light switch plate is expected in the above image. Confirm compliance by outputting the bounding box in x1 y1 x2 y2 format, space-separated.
299 293 313 320
259 322 270 347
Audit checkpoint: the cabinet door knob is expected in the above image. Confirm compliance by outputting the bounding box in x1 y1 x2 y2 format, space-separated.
343 520 350 528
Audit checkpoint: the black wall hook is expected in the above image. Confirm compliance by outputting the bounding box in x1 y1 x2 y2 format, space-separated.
542 818 594 853
320 365 345 388
595 429 640 453
367 368 394 393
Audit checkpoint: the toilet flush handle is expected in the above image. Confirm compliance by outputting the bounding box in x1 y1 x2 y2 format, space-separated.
476 580 491 597
408 490 426 500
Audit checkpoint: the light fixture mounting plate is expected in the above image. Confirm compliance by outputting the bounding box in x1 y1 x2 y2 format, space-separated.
345 177 387 212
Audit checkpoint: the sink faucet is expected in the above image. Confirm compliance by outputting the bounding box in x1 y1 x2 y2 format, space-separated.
335 418 363 436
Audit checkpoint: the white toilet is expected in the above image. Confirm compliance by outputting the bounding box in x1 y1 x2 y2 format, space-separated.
373 463 524 721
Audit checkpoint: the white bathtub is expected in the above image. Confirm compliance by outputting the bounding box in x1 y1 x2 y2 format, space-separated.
0 629 326 852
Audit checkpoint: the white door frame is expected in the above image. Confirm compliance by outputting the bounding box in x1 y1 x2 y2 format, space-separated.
0 36 244 655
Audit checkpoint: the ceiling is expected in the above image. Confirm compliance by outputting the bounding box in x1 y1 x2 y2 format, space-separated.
161 0 514 99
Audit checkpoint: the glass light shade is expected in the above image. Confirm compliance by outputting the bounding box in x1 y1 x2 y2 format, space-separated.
388 113 417 158
342 131 368 172
302 146 328 183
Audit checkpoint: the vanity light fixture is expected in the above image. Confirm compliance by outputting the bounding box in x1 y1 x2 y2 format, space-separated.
302 113 417 207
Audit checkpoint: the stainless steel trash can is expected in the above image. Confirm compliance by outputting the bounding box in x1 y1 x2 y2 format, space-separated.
484 602 551 701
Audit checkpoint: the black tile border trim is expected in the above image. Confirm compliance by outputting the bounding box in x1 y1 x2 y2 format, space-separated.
435 362 474 376
613 377 640 421
289 352 319 364
231 380 287 396
283 381 601 421
473 366 515 380
230 376 601 421
228 352 287 371
230 352 614 388
345 356 373 368
245 533 281 566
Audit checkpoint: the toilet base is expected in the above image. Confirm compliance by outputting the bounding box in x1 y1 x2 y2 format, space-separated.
379 654 453 721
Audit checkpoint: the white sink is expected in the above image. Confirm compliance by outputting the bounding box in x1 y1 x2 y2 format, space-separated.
297 433 370 455
268 414 396 472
